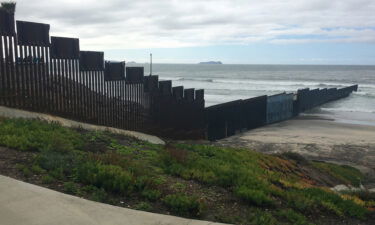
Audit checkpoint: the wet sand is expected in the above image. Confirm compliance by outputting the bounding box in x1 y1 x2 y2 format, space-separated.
216 115 375 181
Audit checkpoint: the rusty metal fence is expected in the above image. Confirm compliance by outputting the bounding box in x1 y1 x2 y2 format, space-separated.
0 10 205 139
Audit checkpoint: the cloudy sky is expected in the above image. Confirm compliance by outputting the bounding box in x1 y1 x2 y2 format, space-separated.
14 0 375 64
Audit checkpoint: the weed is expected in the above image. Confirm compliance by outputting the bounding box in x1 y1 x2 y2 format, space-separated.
63 181 78 194
76 162 134 195
141 189 161 201
163 193 204 217
31 164 45 174
41 175 55 184
250 210 277 225
135 202 153 211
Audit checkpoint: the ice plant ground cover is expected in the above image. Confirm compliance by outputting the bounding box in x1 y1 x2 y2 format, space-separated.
0 117 374 225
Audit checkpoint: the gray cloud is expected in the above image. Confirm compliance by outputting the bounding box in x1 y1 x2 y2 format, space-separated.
11 0 375 50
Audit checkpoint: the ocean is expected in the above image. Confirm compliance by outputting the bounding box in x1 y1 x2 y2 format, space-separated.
136 63 375 126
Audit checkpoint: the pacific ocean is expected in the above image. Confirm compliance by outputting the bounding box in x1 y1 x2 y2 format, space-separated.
135 63 375 126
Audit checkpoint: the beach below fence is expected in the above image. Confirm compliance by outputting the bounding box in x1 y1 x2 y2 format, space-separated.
216 115 375 181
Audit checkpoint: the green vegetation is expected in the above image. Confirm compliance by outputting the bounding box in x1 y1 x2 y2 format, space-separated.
0 117 373 224
163 193 204 216
312 161 364 187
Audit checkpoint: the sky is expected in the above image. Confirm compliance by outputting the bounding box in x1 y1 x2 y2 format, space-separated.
12 0 375 65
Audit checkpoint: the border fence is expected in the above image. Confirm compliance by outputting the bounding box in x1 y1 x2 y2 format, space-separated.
205 85 358 140
0 10 205 139
0 10 358 141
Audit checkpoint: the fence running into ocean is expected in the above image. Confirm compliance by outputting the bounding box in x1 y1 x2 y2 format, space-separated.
0 10 358 141
0 10 205 139
205 85 358 140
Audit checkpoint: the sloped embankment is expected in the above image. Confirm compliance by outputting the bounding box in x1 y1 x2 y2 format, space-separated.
0 117 374 225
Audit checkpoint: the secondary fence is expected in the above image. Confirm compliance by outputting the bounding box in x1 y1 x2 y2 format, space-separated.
0 10 205 139
206 85 358 140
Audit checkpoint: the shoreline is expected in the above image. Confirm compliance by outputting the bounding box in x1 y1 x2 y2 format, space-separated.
216 115 375 184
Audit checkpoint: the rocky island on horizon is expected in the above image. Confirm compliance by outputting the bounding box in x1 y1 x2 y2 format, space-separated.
198 61 223 65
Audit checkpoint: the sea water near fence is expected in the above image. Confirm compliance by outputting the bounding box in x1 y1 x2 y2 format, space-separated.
0 10 358 140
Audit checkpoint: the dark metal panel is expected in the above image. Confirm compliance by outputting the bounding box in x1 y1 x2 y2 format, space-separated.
126 67 144 84
104 61 125 81
144 75 159 92
172 86 184 100
50 36 79 59
242 95 267 129
159 80 172 96
184 88 195 101
266 93 294 124
195 89 204 101
16 21 50 46
0 10 15 35
79 51 104 71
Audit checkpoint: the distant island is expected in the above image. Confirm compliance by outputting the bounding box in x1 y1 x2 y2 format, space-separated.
199 61 223 65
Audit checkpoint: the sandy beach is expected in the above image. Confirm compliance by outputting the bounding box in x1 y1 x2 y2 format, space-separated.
216 115 375 181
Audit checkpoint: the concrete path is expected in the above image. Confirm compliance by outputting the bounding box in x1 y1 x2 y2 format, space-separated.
0 175 227 225
0 106 165 145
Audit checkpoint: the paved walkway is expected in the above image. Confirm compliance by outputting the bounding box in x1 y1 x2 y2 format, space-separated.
0 175 227 225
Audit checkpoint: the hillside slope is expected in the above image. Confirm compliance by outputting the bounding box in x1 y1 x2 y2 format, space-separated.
0 117 374 225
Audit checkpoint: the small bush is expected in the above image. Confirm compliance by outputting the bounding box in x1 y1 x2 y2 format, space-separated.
16 164 32 177
63 181 78 194
41 175 55 184
31 164 45 174
135 202 153 211
141 189 161 201
76 162 134 195
163 194 204 217
250 210 277 225
22 167 32 178
49 167 65 180
235 186 274 206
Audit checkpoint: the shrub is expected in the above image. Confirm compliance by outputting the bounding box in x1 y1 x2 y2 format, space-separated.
235 186 274 206
250 210 277 225
163 194 204 217
36 149 80 176
135 202 153 211
31 164 45 174
41 175 55 184
76 162 134 195
82 185 108 202
141 189 161 201
22 167 32 178
63 181 79 194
